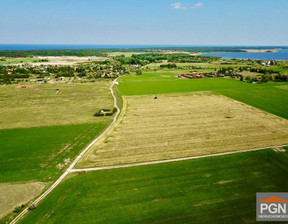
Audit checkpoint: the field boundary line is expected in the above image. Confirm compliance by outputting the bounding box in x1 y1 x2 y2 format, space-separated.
10 78 121 224
70 144 288 173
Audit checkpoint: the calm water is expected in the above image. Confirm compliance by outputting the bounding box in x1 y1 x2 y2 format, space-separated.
0 44 195 50
1 44 288 60
203 49 288 60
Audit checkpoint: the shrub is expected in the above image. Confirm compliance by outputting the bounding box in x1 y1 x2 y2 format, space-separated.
13 204 25 213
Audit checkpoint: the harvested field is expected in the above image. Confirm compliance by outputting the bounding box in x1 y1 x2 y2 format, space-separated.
77 92 288 168
0 182 45 219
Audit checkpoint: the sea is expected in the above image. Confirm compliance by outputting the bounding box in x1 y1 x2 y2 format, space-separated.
203 49 288 60
0 44 288 60
0 44 187 51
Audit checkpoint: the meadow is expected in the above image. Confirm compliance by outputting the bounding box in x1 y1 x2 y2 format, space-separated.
0 57 40 64
0 82 113 129
19 149 288 224
118 72 251 95
78 92 288 168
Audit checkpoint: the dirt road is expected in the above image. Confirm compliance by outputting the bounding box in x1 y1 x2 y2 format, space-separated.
10 78 120 224
70 144 288 173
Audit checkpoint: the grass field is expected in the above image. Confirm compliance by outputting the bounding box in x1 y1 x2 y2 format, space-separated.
0 82 113 129
118 73 252 96
144 62 213 68
0 122 111 183
77 92 288 168
19 149 288 224
0 57 40 64
108 52 144 57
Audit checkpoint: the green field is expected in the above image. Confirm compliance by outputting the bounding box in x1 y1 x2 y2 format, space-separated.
0 57 40 64
19 149 288 224
118 72 251 95
0 122 110 183
108 52 144 57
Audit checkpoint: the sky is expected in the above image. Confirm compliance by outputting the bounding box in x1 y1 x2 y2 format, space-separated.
0 0 288 46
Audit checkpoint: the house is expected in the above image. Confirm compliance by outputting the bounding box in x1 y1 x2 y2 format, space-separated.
271 60 276 65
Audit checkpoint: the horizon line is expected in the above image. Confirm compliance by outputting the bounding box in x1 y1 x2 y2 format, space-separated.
0 43 288 47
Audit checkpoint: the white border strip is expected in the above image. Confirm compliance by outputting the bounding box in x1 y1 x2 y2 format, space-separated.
70 144 288 173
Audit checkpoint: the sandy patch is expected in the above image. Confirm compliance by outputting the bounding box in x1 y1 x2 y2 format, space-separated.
12 56 108 66
241 49 278 53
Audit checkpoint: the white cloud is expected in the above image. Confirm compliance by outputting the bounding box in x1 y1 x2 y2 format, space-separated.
191 2 203 9
171 2 203 10
171 3 187 10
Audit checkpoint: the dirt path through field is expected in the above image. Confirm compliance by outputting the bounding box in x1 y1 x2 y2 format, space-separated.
70 144 288 173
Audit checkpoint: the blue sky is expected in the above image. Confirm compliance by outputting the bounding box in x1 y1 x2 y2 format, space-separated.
0 0 287 45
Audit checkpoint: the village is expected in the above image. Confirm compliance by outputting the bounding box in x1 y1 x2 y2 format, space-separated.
0 53 287 86
0 61 125 85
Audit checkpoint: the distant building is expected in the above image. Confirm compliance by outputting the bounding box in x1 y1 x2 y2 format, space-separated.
37 78 44 83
